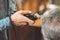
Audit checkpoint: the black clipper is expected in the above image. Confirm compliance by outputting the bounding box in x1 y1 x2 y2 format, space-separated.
24 13 40 20
24 9 46 20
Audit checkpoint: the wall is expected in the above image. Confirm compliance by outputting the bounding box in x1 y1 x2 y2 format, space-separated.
53 0 60 5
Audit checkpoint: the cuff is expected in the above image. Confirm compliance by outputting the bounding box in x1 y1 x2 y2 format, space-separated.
0 17 12 31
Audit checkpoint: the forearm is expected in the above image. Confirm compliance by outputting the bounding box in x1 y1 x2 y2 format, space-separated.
0 17 12 31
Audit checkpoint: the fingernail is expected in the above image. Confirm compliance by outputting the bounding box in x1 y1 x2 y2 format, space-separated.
29 11 31 13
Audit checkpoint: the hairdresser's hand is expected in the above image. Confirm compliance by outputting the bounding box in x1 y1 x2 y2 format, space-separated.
10 10 34 26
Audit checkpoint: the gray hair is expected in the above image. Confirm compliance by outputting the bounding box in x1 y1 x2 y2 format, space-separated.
42 8 60 40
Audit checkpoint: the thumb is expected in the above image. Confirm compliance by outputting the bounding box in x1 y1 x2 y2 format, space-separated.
16 10 32 15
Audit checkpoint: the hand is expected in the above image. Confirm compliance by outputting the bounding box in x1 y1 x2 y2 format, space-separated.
10 10 34 26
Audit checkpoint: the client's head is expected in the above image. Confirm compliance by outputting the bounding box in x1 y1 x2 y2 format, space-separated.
42 8 60 40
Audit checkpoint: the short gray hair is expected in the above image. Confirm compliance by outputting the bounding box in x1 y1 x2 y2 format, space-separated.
42 8 60 40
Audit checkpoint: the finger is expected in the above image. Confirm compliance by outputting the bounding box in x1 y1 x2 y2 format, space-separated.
18 14 34 26
21 15 34 25
15 22 28 26
19 22 27 26
16 10 32 15
26 18 34 26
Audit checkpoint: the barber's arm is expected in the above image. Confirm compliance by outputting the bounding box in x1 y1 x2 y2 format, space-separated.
0 17 11 31
0 10 34 31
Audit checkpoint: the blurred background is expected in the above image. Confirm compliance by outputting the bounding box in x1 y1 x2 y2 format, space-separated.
52 0 60 5
0 0 60 40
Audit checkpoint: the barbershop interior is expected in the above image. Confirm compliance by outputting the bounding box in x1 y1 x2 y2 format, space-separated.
0 0 60 40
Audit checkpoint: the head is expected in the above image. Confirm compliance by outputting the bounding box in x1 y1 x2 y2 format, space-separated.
42 8 60 40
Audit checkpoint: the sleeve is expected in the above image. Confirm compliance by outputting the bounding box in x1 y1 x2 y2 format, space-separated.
9 0 17 13
0 17 12 31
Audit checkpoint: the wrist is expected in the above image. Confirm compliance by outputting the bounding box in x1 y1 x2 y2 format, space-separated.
9 15 14 26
